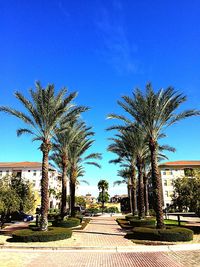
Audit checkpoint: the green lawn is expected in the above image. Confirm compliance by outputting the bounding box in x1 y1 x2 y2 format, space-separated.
164 219 186 226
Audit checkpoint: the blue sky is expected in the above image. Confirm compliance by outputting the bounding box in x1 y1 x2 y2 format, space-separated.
1 0 200 197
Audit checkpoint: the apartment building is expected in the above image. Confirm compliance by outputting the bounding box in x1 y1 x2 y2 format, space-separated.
159 160 200 208
0 161 61 209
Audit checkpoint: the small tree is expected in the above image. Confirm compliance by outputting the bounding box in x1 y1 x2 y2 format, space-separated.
97 180 109 213
0 175 35 228
172 175 200 213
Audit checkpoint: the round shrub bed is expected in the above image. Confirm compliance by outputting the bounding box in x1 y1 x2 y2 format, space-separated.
52 217 81 228
125 227 193 242
129 219 156 227
12 227 72 242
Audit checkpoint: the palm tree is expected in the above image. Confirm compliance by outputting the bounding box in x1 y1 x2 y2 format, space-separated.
108 134 138 216
50 118 88 218
67 122 102 217
114 168 137 215
0 82 79 230
109 126 149 218
108 83 198 228
98 180 109 213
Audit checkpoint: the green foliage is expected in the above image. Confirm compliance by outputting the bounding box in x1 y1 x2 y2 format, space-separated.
9 176 35 212
98 180 109 191
164 219 185 226
105 207 119 213
97 180 109 211
0 175 35 225
129 219 156 227
97 191 110 204
125 215 140 221
126 227 193 242
75 196 86 208
52 217 80 228
12 227 72 242
86 207 100 215
172 175 200 213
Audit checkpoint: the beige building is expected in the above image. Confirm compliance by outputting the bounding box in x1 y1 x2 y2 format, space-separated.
159 160 200 208
0 161 61 209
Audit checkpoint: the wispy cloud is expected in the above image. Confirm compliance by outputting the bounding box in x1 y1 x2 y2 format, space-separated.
95 1 138 75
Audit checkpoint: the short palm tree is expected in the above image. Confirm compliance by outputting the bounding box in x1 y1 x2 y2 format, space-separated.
114 168 137 215
97 179 109 213
108 83 198 228
0 82 79 230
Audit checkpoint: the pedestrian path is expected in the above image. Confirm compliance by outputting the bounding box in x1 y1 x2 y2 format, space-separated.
70 215 135 248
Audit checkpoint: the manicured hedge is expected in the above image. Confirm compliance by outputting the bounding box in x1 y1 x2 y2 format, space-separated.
129 219 156 227
48 213 60 221
12 227 72 242
125 215 139 221
125 226 193 242
52 217 81 228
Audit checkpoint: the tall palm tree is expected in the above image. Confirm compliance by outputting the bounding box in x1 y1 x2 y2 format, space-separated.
97 179 109 213
108 83 198 228
109 126 149 218
0 82 80 230
50 119 88 218
67 122 102 217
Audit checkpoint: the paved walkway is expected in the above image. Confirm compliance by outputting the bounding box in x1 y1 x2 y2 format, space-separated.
71 215 135 248
1 216 200 266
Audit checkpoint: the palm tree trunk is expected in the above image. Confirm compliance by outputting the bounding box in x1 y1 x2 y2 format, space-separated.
128 184 133 214
130 168 137 215
137 159 145 219
149 138 164 229
102 188 105 213
40 142 51 231
70 180 76 217
61 160 67 219
143 173 149 216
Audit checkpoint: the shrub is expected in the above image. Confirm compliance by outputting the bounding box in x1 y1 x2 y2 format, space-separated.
129 219 156 228
75 215 83 223
105 207 119 213
125 215 139 221
52 217 80 228
12 227 72 242
125 227 193 242
149 209 156 216
86 208 100 215
48 213 60 221
116 218 132 229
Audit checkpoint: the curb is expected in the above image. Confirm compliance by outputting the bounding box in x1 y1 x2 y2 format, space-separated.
0 243 200 253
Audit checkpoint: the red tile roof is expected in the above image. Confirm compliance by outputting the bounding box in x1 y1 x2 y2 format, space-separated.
0 161 55 170
159 161 200 167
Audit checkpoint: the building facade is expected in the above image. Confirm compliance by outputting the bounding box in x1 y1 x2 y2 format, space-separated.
159 161 200 208
0 162 61 209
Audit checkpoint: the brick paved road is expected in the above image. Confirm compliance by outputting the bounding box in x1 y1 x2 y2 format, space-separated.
0 250 183 267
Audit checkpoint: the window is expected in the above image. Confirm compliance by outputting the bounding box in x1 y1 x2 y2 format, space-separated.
6 170 9 175
33 170 37 176
168 180 173 186
164 180 167 186
28 170 31 172
0 171 2 176
164 169 172 175
165 191 169 197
